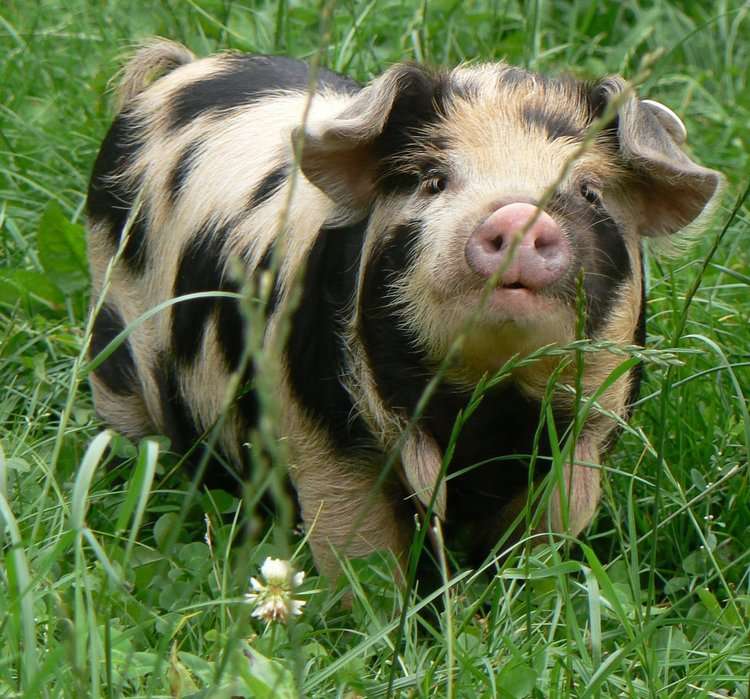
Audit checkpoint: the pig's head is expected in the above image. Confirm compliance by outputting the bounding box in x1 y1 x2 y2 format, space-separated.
298 62 723 386
294 62 723 539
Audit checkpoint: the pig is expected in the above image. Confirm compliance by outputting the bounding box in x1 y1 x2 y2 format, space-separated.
86 39 723 578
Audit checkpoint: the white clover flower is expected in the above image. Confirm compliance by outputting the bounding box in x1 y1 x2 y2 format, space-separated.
245 557 306 623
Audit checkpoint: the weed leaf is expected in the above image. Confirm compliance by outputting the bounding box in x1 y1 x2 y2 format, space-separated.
37 201 88 295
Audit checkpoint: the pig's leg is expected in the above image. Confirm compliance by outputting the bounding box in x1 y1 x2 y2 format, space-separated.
495 439 602 547
290 449 413 582
542 438 601 536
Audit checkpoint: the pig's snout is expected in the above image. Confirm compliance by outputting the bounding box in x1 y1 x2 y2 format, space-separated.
465 203 570 290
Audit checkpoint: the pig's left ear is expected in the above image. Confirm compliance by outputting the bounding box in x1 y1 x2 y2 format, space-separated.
596 78 725 236
294 64 441 209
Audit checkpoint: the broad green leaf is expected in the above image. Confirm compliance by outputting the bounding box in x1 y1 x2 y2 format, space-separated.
37 201 88 294
0 269 65 310
696 587 723 621
154 512 181 552
652 627 690 666
497 661 537 698
238 647 297 699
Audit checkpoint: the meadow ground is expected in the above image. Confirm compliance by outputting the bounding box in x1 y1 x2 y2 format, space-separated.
1 1 749 697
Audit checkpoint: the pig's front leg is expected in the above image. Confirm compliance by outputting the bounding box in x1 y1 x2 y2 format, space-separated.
542 438 601 536
291 451 413 583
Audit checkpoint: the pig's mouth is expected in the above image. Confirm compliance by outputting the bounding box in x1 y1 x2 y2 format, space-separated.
476 279 563 321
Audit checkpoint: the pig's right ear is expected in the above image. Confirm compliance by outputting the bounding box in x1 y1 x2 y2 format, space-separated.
294 64 440 209
594 78 725 236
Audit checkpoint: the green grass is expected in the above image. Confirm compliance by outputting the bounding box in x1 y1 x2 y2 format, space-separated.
2 0 750 696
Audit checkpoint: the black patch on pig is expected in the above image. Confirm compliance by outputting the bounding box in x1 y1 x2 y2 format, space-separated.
172 221 281 443
215 241 281 372
633 253 647 348
359 220 431 410
374 67 454 193
432 383 563 565
625 252 647 413
522 104 583 140
209 272 261 457
546 191 632 336
90 304 138 396
285 219 373 450
86 113 149 274
248 163 288 210
583 208 631 335
255 241 282 317
168 55 360 131
168 139 202 203
215 273 246 373
154 353 247 491
172 222 232 365
155 353 202 454
586 80 621 140
498 66 531 88
216 239 282 373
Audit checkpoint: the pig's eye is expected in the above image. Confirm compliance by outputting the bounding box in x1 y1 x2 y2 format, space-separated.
580 183 602 207
422 174 448 195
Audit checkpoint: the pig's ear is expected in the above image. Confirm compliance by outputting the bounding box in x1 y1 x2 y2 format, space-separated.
294 64 440 209
594 78 724 236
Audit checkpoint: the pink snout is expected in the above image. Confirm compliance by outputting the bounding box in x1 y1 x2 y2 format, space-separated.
465 203 570 290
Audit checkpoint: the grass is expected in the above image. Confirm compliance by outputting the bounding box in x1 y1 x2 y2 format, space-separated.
1 0 750 696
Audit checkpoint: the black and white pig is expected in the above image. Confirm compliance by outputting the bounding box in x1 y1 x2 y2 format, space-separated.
86 40 722 577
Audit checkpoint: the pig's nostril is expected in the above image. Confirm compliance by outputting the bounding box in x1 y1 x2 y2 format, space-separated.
534 233 555 250
483 234 505 253
532 230 564 259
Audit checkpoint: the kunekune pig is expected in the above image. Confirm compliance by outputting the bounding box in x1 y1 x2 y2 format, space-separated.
86 40 723 578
